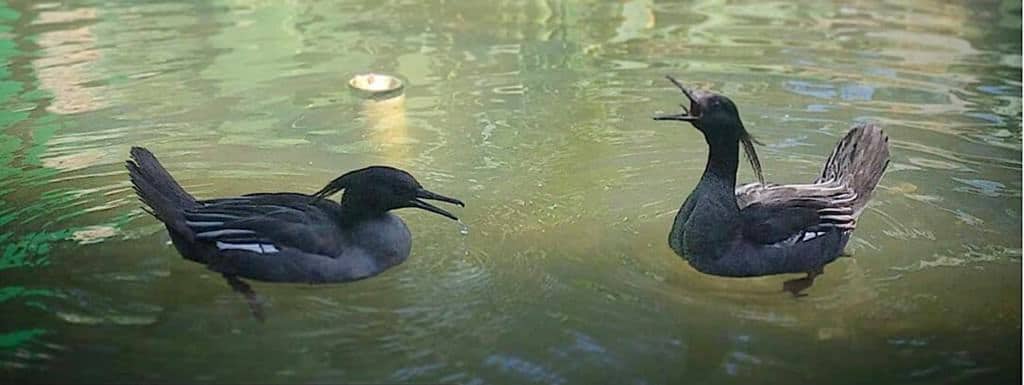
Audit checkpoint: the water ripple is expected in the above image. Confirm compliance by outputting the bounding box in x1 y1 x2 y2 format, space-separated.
0 0 1018 383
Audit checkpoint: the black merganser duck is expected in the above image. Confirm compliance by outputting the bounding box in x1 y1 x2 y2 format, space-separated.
126 147 464 318
653 76 889 296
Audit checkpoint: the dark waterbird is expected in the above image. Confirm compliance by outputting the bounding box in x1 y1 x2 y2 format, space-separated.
653 76 890 296
126 147 464 319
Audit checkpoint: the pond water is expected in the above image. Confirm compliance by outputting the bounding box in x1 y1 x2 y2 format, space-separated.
1 0 1020 384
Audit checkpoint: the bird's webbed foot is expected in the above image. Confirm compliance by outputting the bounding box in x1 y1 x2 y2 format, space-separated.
782 267 824 298
222 274 267 322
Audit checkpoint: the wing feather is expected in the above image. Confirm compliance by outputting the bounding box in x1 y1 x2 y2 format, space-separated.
736 180 857 245
183 194 342 256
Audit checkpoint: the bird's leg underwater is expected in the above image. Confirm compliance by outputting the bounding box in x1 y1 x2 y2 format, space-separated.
222 274 266 322
782 267 824 298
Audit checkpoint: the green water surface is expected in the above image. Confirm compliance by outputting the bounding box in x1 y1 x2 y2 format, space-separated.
0 0 1020 384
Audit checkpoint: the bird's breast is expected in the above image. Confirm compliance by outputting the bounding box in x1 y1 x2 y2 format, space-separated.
344 214 413 264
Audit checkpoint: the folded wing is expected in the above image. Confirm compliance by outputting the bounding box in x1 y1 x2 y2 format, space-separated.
184 193 343 256
735 180 857 245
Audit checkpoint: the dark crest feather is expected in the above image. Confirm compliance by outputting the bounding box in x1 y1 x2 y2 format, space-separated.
740 130 765 185
309 172 355 202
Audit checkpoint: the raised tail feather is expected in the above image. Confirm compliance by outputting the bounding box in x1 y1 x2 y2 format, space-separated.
126 147 197 236
817 123 890 217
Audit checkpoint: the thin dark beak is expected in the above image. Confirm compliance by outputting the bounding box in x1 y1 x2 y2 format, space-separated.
652 113 699 121
409 188 464 221
665 75 697 104
652 75 701 122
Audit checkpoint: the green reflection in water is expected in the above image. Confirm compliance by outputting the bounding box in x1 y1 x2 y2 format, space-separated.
0 329 45 349
0 0 1020 383
0 2 65 354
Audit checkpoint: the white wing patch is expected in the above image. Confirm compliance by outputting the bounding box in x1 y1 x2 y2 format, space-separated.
185 220 224 227
771 230 829 248
215 241 280 254
184 197 293 255
196 229 257 238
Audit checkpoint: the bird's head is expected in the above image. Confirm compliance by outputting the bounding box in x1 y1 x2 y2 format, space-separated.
310 166 464 220
653 75 765 184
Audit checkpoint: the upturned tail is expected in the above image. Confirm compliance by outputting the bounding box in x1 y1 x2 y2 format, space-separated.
125 147 197 236
817 123 890 217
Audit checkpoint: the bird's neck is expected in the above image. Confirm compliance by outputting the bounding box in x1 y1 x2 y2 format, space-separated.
695 134 740 205
674 133 743 261
337 194 387 224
